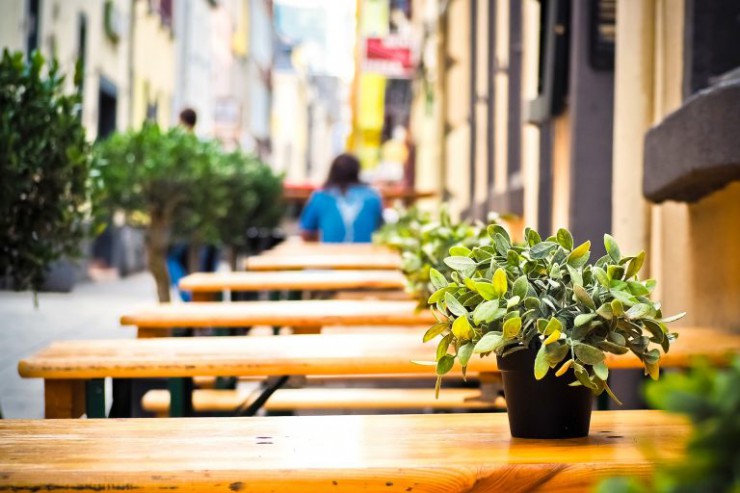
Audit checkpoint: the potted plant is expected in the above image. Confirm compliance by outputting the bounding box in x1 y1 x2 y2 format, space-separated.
375 207 489 307
424 225 685 438
0 50 92 298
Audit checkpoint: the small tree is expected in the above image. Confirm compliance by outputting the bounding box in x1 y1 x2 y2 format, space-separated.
0 50 91 295
93 125 284 301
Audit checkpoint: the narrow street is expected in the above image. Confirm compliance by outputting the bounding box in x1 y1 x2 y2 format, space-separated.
0 273 158 418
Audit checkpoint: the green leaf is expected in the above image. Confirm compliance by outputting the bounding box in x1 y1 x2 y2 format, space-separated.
451 315 474 340
556 228 574 250
611 290 636 307
436 333 452 361
444 293 467 317
443 256 477 275
524 297 541 309
625 303 653 320
593 267 610 288
659 312 686 324
573 284 596 309
449 245 471 256
427 287 447 304
574 343 605 365
436 354 455 375
492 268 508 298
567 240 591 267
627 281 650 297
475 281 496 301
429 268 448 290
473 332 503 353
512 275 529 299
457 342 474 367
530 241 559 259
596 303 614 320
607 264 625 281
604 234 621 262
472 299 500 324
506 295 521 309
574 363 597 390
423 322 448 342
534 344 549 380
544 341 569 364
575 313 597 327
593 361 609 380
543 317 562 336
624 251 645 279
503 317 522 340
645 360 659 380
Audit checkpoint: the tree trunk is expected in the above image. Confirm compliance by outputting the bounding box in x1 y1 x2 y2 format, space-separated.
187 240 202 275
147 212 172 303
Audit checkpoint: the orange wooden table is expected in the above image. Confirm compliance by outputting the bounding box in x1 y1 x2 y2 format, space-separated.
179 270 407 293
120 300 434 337
245 252 403 271
0 410 687 492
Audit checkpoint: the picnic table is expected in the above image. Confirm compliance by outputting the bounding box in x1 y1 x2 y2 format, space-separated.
245 251 403 271
18 328 740 418
179 270 407 294
0 410 688 492
120 300 434 337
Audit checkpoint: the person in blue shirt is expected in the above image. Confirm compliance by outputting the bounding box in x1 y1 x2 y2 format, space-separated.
299 153 383 243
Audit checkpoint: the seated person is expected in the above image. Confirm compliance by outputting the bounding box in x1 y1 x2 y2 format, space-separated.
299 153 383 243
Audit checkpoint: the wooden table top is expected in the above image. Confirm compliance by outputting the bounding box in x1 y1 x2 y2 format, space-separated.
179 270 407 292
18 328 740 380
0 410 687 492
266 240 396 256
245 252 403 271
120 300 434 328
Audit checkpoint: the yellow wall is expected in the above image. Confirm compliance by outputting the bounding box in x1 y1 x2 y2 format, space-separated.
131 0 175 129
614 0 739 328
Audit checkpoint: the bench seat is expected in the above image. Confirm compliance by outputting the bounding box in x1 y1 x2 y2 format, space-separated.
142 388 505 416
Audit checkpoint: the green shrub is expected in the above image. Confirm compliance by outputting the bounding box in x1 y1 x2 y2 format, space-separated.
92 124 284 301
596 357 740 493
0 50 91 295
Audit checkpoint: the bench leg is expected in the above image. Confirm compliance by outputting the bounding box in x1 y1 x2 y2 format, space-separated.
44 380 85 418
109 379 133 418
85 379 106 418
169 378 194 417
236 375 290 417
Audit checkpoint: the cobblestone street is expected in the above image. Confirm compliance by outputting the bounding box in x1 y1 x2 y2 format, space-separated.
0 273 158 418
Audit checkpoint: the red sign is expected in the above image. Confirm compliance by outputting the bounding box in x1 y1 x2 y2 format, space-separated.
364 36 414 78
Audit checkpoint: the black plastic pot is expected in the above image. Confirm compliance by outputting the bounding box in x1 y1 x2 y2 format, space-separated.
497 347 593 438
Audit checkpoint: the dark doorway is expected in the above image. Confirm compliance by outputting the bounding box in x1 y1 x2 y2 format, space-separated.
97 77 118 139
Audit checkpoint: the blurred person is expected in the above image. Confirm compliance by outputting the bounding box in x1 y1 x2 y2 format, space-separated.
179 107 197 131
300 153 383 243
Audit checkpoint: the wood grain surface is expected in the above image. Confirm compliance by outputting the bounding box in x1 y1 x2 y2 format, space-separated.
120 300 435 328
18 327 740 380
179 270 407 292
0 410 687 493
245 253 403 271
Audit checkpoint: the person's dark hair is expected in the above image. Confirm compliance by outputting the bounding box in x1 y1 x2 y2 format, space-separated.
324 153 361 193
179 108 197 129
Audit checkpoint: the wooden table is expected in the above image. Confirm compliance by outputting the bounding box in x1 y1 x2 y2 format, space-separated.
179 270 407 293
245 252 403 271
120 300 434 337
265 240 397 256
18 328 740 418
0 410 687 492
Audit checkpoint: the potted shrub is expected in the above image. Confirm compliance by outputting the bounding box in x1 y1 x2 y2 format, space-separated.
0 50 92 297
375 208 488 307
424 225 685 438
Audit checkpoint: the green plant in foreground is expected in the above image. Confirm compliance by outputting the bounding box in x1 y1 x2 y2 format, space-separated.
375 208 488 307
596 357 740 493
0 50 91 295
424 225 685 399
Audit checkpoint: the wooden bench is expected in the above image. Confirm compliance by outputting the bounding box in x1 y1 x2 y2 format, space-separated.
179 270 407 294
0 410 689 492
264 240 397 256
120 299 435 337
18 328 740 418
142 388 505 416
